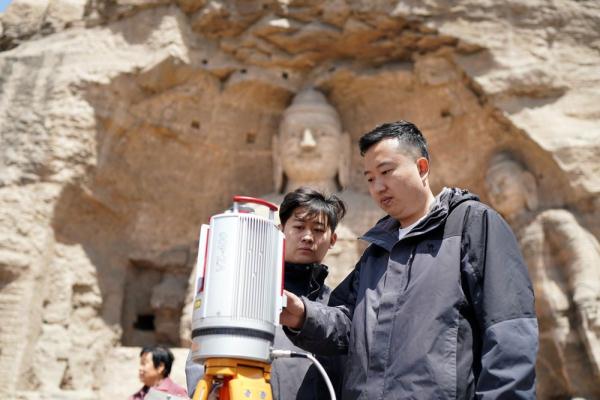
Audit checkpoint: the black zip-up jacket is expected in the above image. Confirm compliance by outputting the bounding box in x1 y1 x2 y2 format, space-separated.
287 188 538 399
186 261 340 399
271 262 343 399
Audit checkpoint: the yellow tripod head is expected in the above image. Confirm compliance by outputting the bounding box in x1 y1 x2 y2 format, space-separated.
192 358 272 400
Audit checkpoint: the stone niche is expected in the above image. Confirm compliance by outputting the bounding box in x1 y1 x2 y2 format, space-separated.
0 1 599 399
122 246 194 346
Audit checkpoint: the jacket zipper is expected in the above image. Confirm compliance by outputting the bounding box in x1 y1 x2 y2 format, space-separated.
403 248 416 291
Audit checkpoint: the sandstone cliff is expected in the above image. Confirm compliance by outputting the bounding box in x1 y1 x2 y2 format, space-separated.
1 1 599 398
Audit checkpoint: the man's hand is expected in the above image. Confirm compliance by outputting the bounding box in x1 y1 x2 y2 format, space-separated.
280 290 306 330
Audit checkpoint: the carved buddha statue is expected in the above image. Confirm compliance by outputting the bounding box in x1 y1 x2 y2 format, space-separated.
266 88 384 285
486 152 600 398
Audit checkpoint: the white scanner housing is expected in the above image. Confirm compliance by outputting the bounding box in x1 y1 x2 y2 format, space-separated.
191 196 285 364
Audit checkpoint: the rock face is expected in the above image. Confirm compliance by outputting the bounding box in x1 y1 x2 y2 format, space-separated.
486 153 600 399
0 0 599 399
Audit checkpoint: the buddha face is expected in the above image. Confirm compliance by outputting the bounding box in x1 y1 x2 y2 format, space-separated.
279 109 341 183
486 159 535 218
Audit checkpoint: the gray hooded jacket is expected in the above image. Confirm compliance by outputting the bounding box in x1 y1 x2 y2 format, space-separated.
287 188 538 399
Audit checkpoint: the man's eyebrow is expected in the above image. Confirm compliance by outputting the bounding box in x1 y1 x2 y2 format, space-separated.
293 214 317 223
364 161 394 175
377 161 394 169
294 214 327 227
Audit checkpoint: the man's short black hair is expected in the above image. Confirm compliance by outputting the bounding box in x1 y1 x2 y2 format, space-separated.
140 345 174 377
359 120 429 161
279 187 346 232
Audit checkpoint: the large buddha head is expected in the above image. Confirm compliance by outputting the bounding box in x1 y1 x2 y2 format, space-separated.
273 88 350 193
485 152 539 219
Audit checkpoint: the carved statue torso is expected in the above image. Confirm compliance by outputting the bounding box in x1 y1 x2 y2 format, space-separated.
515 209 600 398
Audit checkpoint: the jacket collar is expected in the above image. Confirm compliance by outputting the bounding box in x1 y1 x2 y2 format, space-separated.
360 188 479 252
284 262 329 298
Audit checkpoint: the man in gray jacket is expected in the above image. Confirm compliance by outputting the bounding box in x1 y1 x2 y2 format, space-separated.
281 121 538 399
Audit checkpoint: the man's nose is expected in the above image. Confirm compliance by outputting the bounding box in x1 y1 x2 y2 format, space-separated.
301 230 314 242
373 178 387 193
300 128 317 151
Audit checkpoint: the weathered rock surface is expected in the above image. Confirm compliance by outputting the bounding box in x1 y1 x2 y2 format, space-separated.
1 0 599 398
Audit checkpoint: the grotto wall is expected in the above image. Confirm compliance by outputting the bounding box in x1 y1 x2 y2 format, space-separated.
1 1 599 398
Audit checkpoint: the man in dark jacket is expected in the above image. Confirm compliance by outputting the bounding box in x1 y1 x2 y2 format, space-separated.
186 187 345 399
281 121 539 399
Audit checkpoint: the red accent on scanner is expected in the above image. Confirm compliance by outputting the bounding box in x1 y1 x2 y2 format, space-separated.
233 196 279 211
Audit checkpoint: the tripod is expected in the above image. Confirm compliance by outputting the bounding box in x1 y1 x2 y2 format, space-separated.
192 358 273 400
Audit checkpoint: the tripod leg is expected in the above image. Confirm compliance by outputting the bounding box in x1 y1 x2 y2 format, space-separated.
192 375 211 400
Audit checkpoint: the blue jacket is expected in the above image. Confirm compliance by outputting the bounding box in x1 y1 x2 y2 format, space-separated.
287 188 538 399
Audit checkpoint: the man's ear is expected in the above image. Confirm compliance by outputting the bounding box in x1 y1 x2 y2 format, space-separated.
157 362 166 376
329 232 337 248
416 157 430 181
